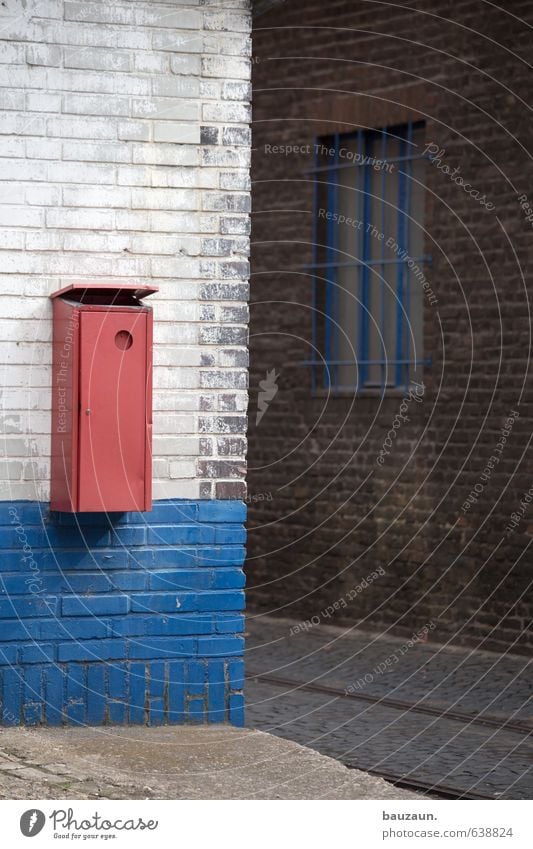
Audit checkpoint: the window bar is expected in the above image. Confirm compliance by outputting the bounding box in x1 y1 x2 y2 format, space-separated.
303 358 429 365
332 133 341 391
404 121 414 392
360 128 370 388
323 138 337 390
305 152 427 176
304 255 431 270
395 127 408 388
311 139 319 394
380 127 387 394
323 151 333 390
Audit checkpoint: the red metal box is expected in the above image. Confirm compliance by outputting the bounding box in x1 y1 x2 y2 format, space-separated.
50 283 157 512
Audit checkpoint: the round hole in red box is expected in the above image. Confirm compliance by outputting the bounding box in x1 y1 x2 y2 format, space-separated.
115 330 133 350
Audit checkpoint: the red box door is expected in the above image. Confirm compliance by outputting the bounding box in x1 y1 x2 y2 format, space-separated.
78 310 148 511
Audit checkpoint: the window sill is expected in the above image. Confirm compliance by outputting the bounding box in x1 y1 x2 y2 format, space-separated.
311 386 424 399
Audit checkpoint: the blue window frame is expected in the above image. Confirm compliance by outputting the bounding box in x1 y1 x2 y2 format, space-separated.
308 121 430 394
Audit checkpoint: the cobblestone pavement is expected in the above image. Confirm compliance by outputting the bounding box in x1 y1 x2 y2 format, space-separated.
245 615 533 799
0 726 420 800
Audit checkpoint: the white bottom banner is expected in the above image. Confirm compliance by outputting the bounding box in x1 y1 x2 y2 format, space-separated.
2 799 531 848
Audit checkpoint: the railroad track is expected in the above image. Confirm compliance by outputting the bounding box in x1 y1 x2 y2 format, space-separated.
348 766 500 800
247 670 533 735
248 670 533 799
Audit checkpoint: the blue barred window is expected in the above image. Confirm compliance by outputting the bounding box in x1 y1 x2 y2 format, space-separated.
308 121 430 394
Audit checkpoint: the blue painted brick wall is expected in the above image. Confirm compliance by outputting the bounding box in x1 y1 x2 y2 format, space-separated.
0 500 246 727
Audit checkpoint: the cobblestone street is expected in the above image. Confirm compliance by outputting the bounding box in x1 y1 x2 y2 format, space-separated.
245 615 533 799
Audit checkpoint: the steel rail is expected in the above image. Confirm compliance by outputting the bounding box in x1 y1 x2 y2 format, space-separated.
349 766 502 800
248 671 529 799
248 671 533 736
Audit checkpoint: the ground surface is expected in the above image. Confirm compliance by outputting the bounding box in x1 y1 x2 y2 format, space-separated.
2 613 529 800
245 615 533 799
0 725 419 800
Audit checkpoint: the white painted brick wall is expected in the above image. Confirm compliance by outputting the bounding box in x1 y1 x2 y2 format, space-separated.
0 0 251 502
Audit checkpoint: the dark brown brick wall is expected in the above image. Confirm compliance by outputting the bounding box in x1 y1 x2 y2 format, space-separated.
247 0 533 654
